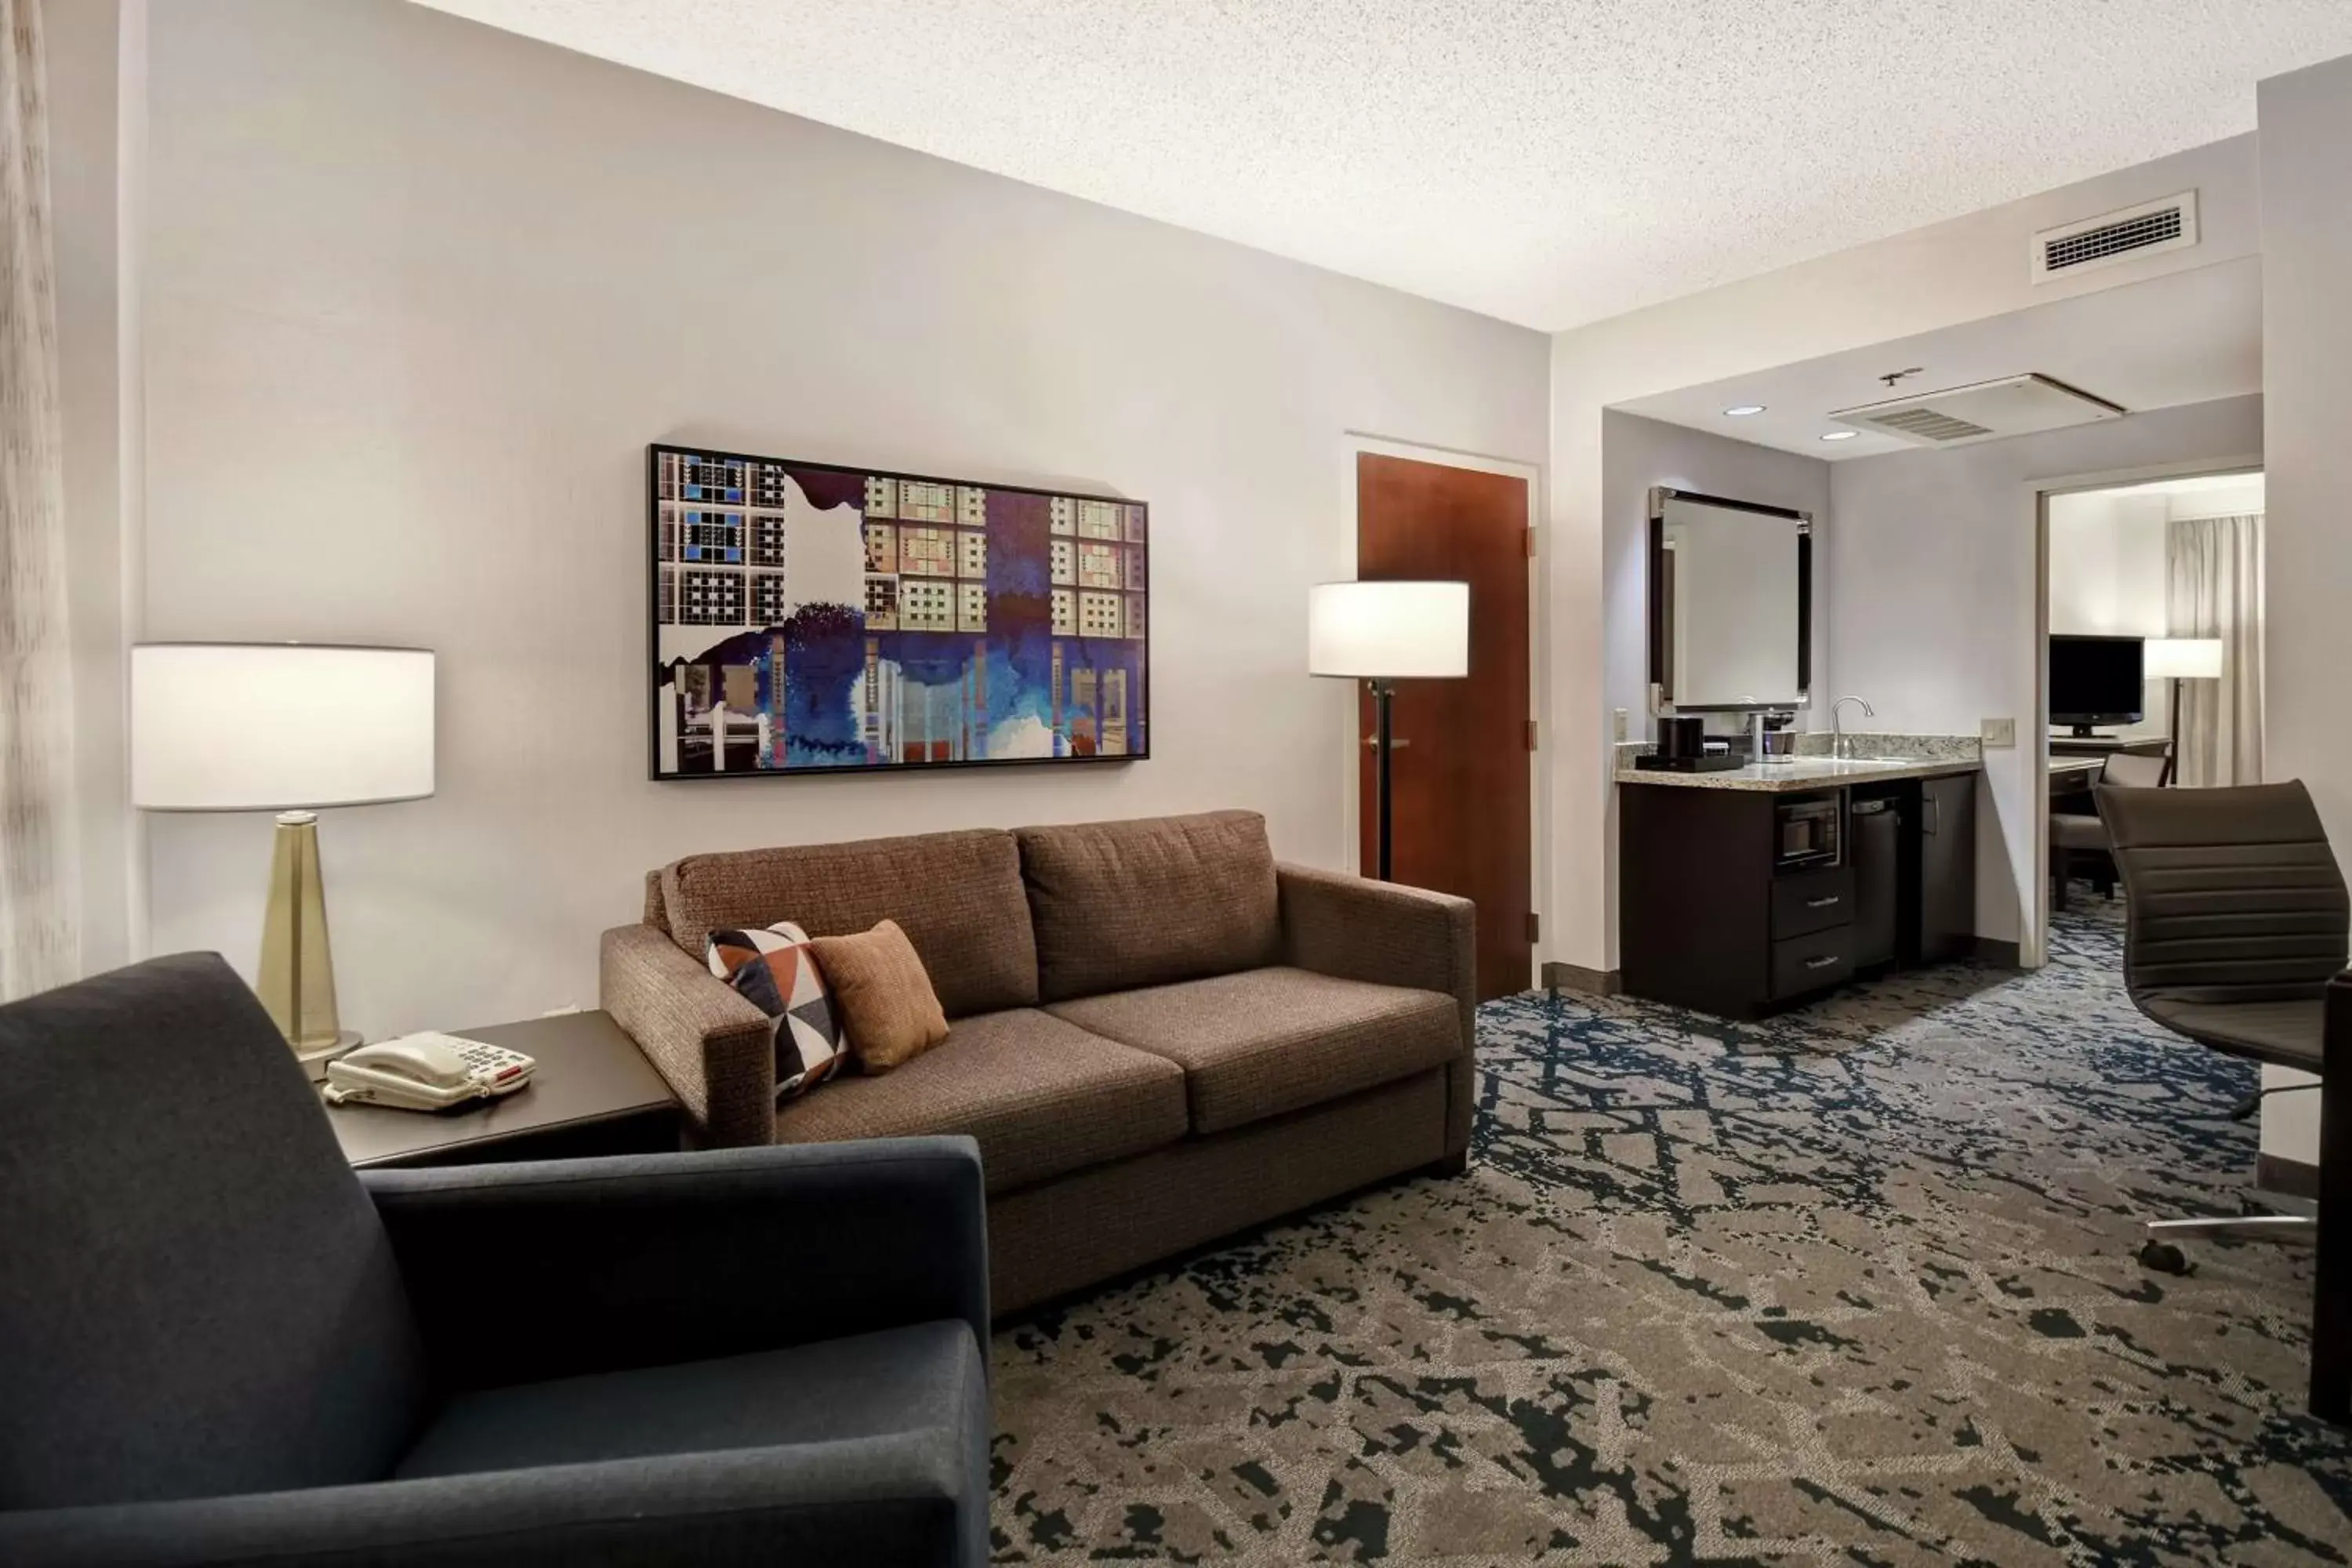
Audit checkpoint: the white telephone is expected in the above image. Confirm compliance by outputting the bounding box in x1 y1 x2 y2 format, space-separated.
323 1032 535 1112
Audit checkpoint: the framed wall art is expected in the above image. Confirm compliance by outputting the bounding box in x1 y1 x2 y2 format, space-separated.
649 444 1149 779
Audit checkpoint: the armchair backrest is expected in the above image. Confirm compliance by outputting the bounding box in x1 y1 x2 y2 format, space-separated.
2102 779 2350 1008
0 955 424 1508
2101 750 2167 789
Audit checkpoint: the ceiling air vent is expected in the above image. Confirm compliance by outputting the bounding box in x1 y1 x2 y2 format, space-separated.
2031 191 2198 283
1829 374 2125 449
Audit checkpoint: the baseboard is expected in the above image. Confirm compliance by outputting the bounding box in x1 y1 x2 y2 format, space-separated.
1543 960 1621 996
1972 937 2020 968
2257 1152 2321 1202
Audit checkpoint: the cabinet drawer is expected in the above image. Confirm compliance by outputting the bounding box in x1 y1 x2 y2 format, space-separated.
1771 928 1855 999
1772 867 1854 938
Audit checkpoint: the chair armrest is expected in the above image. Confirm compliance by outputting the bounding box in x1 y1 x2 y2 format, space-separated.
0 1439 970 1567
600 922 776 1147
363 1138 989 1392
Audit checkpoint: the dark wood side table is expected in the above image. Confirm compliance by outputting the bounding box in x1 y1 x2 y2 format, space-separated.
324 1011 682 1170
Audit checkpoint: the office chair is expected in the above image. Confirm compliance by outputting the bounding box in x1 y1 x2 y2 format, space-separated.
2050 750 2169 910
2100 779 2349 1273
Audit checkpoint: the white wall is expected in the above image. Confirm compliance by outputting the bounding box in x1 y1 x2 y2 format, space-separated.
49 0 146 977
132 0 1549 1033
2259 55 2352 845
2256 53 2352 1178
1828 395 2263 946
2045 488 2169 743
1551 135 2262 973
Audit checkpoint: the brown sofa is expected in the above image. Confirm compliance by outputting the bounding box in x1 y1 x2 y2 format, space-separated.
601 810 1475 1315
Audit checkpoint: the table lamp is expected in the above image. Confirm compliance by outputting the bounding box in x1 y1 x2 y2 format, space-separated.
131 644 436 1074
2143 636 2223 786
1307 580 1469 880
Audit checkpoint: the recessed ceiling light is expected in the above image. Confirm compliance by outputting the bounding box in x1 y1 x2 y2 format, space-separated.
1820 430 1859 441
1723 405 1766 417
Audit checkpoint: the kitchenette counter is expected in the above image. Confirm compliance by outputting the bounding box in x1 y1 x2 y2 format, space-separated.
1617 754 1984 792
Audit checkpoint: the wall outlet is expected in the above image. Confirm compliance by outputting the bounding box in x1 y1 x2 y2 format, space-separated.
1613 708 1628 742
1981 717 2016 749
540 1004 583 1018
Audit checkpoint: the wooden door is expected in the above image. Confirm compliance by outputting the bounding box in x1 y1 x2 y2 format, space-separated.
1355 452 1533 1000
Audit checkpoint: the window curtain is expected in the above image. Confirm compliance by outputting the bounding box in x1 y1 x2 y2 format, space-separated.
1 0 78 1000
2166 513 2264 788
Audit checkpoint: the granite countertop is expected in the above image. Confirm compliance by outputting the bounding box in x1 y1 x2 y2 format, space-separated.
1614 732 1984 792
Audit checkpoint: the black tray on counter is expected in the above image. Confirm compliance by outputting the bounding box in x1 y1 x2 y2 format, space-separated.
1632 752 1746 773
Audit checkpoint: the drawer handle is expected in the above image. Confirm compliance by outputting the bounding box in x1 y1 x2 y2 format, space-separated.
1805 895 1841 909
1804 955 1840 970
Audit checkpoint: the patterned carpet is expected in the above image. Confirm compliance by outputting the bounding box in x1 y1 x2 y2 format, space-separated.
989 898 2352 1565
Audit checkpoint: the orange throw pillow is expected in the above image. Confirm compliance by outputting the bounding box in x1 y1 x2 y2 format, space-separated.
806 919 949 1073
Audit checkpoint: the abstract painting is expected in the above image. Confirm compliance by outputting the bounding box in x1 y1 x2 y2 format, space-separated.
649 445 1148 778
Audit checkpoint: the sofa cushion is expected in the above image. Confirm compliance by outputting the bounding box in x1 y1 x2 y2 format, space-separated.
661 828 1037 1019
771 1007 1189 1194
808 920 951 1073
1047 967 1462 1135
704 922 845 1101
1015 810 1281 1003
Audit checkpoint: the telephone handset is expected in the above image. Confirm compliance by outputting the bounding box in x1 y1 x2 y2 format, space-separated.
323 1032 535 1112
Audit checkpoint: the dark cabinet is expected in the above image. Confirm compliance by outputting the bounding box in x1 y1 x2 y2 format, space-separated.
1918 772 1976 963
1619 771 1980 1019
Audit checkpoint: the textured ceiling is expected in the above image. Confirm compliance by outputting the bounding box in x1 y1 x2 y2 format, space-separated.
410 1 2352 330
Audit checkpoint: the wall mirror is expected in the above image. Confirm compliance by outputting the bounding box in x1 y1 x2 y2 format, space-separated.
1648 486 1810 713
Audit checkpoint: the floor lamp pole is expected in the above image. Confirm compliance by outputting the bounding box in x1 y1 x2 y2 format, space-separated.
2164 677 2181 787
1370 678 1396 882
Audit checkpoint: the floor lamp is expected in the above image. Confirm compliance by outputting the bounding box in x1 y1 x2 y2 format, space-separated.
1307 580 1469 881
131 644 437 1076
2144 637 2223 786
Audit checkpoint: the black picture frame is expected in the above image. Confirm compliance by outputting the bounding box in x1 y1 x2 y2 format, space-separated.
647 442 1151 781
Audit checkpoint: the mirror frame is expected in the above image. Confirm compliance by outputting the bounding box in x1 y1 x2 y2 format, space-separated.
1646 485 1812 715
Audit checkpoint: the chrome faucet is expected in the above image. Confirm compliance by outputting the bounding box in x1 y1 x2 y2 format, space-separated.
1831 695 1875 760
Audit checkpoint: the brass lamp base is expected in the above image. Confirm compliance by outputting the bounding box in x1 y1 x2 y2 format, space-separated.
256 810 356 1080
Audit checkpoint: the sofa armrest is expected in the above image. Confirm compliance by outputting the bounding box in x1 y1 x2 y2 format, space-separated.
0 1439 972 1567
363 1138 989 1392
1279 862 1478 1155
1278 862 1475 1020
600 922 776 1147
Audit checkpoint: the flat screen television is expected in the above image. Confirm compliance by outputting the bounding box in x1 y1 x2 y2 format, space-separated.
2049 633 2145 735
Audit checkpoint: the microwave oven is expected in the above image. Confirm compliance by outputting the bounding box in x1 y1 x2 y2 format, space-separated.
1775 795 1842 869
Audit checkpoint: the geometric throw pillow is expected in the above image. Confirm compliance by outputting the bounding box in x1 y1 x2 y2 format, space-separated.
704 922 846 1102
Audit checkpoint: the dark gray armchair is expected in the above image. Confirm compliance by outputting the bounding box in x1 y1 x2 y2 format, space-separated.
0 953 991 1566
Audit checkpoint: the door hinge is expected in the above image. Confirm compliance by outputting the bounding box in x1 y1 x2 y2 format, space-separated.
1526 911 1541 942
1525 719 1538 751
1524 527 1537 559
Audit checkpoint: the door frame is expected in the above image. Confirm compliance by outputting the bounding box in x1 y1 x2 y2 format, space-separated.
1338 434 1548 981
2025 452 2263 968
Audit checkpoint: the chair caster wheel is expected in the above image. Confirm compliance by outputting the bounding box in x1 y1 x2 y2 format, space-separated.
2139 1239 2194 1276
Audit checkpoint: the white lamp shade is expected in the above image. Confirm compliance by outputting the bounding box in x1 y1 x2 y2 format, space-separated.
132 644 437 811
1307 581 1470 679
2144 637 2224 680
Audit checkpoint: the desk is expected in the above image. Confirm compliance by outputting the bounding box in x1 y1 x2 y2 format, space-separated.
2051 735 2172 760
2318 973 2352 1421
325 1011 681 1169
2050 757 2105 797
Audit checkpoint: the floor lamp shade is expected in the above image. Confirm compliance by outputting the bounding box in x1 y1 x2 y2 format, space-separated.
2143 637 2224 680
1307 581 1470 678
130 644 436 1069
